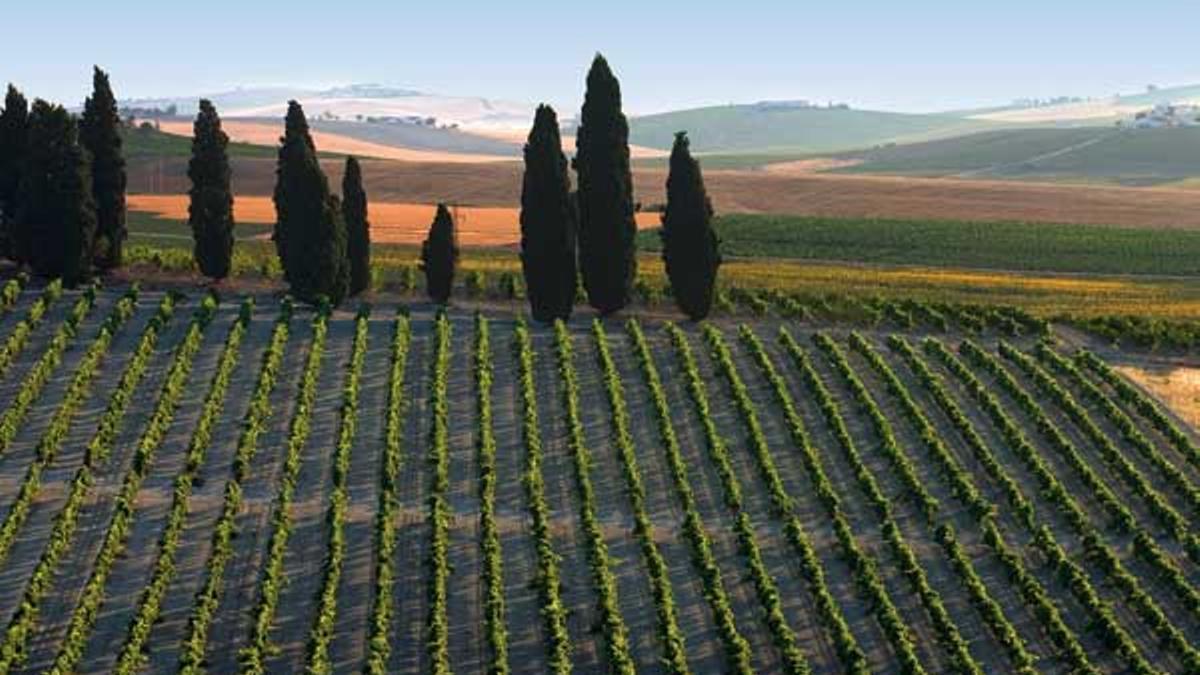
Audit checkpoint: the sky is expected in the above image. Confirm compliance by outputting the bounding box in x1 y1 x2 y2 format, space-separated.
4 0 1200 115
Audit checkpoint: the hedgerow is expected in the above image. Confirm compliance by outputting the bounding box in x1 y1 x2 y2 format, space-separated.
475 314 510 675
426 311 452 675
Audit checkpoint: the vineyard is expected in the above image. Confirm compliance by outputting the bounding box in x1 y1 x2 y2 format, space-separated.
0 282 1197 674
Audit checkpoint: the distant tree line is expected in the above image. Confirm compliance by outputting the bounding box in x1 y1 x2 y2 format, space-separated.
0 55 720 319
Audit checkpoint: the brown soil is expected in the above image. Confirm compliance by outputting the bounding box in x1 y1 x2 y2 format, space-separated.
129 156 1200 230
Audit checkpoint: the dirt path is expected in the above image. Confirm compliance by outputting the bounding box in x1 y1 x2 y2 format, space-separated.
445 312 485 672
490 316 549 674
529 323 603 671
255 311 354 673
327 312 394 671
609 325 726 673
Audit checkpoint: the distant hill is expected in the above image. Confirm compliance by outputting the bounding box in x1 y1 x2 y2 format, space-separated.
628 104 999 155
120 84 535 131
956 82 1200 124
828 126 1200 186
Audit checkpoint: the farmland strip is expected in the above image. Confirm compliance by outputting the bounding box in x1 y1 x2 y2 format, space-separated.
0 279 61 378
0 290 152 580
591 320 689 675
363 310 412 674
624 319 754 675
426 311 452 675
475 315 509 674
943 339 1192 672
1036 344 1200 521
302 306 368 674
175 299 296 674
37 295 218 674
552 322 636 675
236 304 331 674
1002 342 1200 554
513 318 571 673
1076 348 1200 472
838 332 1163 673
111 299 252 674
667 323 818 675
0 285 101 457
747 325 1032 672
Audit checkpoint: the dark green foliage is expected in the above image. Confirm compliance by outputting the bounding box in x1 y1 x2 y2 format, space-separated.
342 156 371 296
188 100 234 280
16 101 96 286
574 54 636 314
520 105 576 322
272 101 349 305
0 85 29 260
662 132 720 320
80 67 126 270
420 204 458 304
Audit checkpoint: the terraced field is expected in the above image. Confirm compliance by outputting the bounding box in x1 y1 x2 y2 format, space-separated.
0 283 1197 674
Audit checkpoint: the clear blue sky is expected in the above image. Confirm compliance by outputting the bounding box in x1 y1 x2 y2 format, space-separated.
5 0 1198 114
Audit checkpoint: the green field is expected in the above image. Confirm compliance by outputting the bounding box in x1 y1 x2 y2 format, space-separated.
831 126 1200 186
629 104 999 155
637 213 1200 276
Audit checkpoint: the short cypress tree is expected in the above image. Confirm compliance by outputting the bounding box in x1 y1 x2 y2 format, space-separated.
80 66 126 271
420 203 458 304
342 156 371 296
520 104 576 322
0 85 29 261
272 100 349 305
188 99 234 280
574 53 637 315
17 100 96 286
661 132 721 320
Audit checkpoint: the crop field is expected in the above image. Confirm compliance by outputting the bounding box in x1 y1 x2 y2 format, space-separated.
0 284 1197 674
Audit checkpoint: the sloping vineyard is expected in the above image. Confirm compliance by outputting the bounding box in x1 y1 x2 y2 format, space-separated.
0 284 1194 674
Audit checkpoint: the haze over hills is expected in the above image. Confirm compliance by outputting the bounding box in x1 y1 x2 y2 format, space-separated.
121 80 1200 184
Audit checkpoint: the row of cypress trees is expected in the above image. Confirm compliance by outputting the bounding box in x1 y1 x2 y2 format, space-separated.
519 54 722 321
187 98 372 304
0 68 128 285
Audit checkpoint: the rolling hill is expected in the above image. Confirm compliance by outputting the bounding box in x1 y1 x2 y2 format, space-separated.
627 103 1001 155
826 126 1200 186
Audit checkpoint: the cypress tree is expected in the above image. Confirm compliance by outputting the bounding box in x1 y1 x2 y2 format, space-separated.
520 104 576 322
272 100 349 305
574 53 636 314
17 100 96 286
661 132 721 320
420 203 458 304
342 156 371 296
188 99 234 280
0 85 29 261
80 66 126 270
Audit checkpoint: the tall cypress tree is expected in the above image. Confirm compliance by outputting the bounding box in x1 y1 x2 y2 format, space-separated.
420 203 458 304
661 132 721 320
574 53 636 315
520 104 576 322
17 100 96 286
80 66 126 271
342 156 371 296
188 99 234 280
273 100 349 304
0 85 29 261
